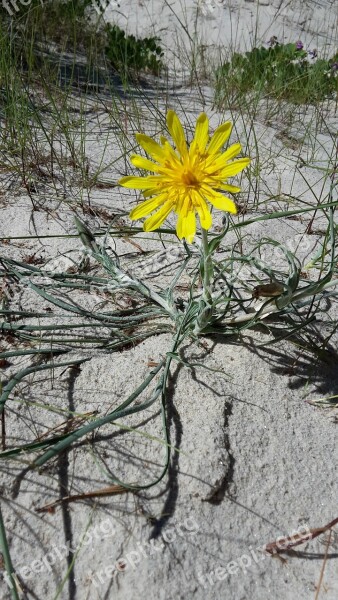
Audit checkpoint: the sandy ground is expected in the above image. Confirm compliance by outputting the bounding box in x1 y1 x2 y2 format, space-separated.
0 1 338 599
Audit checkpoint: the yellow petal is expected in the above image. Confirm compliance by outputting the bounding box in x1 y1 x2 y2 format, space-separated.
206 143 242 169
220 142 242 161
130 154 162 173
185 211 197 243
193 194 212 229
177 210 196 242
207 121 232 155
143 201 173 231
158 134 181 166
203 179 241 194
213 196 237 214
119 175 163 189
142 188 158 198
202 185 237 213
135 134 166 162
176 212 183 239
180 193 191 218
166 110 188 157
218 183 241 193
217 158 251 178
190 113 209 154
130 194 167 220
162 140 181 166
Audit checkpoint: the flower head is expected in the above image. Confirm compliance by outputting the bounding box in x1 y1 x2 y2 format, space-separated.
119 110 250 243
295 40 304 50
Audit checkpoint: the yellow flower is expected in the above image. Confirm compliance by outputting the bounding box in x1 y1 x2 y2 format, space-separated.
119 110 250 243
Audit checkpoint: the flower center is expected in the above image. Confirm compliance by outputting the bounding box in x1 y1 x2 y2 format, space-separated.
181 170 199 187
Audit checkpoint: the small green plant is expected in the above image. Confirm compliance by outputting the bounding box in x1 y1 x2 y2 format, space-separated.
105 24 164 77
216 39 338 106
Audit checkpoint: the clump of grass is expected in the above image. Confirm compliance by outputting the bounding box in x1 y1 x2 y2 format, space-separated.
216 39 338 106
3 0 100 59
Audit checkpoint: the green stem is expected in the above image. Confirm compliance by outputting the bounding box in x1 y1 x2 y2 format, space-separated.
201 227 213 304
194 228 214 335
0 504 19 600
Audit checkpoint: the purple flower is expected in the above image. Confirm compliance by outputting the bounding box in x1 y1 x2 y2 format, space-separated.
295 40 304 50
308 48 318 59
331 62 338 72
